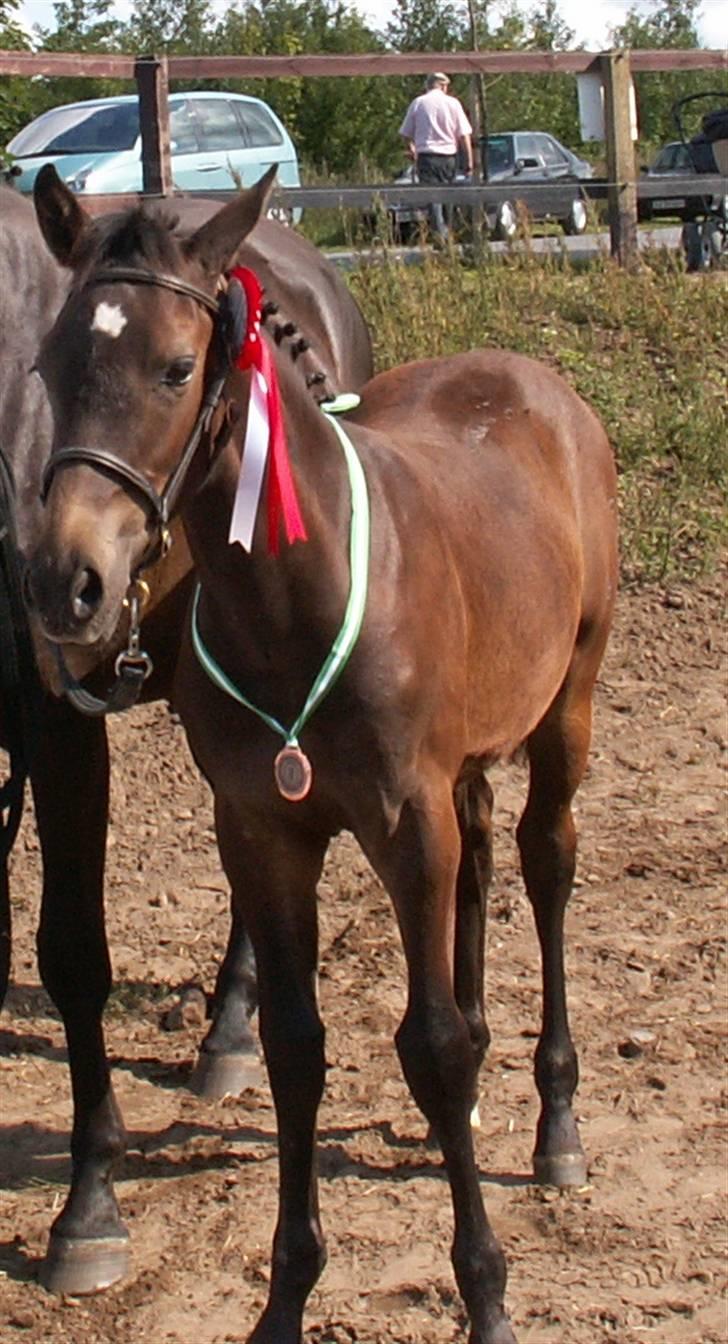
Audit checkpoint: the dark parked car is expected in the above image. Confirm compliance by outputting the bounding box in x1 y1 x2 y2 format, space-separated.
641 134 727 223
374 131 593 242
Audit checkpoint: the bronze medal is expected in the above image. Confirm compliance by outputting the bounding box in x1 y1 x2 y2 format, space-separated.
274 745 313 802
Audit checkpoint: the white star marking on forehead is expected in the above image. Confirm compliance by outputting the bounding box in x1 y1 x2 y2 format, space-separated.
91 302 128 338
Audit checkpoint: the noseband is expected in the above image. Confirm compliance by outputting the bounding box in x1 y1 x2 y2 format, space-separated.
41 266 232 563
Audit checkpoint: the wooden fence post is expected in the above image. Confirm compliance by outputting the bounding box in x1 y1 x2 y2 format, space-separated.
135 54 171 196
601 50 638 265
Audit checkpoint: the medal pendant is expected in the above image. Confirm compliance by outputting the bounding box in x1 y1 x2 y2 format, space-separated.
274 745 313 802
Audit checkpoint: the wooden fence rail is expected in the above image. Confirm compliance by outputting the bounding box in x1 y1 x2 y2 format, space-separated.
2 46 726 264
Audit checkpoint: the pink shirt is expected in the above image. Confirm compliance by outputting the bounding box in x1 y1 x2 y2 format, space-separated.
399 88 473 156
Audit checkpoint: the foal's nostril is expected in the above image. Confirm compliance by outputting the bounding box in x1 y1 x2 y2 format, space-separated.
70 566 103 622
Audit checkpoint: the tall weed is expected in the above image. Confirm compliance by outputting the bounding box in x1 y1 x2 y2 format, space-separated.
349 247 727 584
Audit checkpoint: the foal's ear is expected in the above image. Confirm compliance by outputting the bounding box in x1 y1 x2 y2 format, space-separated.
33 164 90 269
184 164 278 276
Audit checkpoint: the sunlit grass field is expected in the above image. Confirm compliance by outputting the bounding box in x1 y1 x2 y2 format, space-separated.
341 243 726 584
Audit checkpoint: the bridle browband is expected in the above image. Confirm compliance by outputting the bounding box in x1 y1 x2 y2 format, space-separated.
41 264 234 716
41 266 230 563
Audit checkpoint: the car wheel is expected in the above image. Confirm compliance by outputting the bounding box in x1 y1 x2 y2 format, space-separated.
493 201 518 241
393 219 419 245
682 220 710 272
562 197 588 236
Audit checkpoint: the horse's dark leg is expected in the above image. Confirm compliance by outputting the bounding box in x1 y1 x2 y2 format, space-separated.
369 782 516 1344
454 773 495 1125
31 695 129 1294
191 903 263 1098
516 637 605 1189
214 798 328 1344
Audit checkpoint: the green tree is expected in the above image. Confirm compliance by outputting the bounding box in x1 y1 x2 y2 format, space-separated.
529 0 576 51
34 0 130 116
612 0 714 148
211 0 395 177
0 0 41 149
123 0 216 55
488 0 581 145
384 0 585 160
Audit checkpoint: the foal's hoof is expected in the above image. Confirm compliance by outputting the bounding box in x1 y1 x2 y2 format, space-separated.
470 1314 518 1344
40 1231 130 1295
190 1049 263 1100
533 1150 588 1188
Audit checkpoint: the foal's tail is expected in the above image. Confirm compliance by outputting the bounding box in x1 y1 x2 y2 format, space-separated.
0 444 42 1009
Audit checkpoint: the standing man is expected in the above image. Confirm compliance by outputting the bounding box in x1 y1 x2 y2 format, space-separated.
399 72 474 242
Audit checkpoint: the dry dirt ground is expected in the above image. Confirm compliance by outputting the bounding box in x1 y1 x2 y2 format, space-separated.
0 577 725 1344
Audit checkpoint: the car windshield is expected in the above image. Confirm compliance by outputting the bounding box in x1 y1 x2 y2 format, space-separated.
9 103 140 156
485 136 515 173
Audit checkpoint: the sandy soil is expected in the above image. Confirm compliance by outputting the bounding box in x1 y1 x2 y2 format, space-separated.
0 576 725 1344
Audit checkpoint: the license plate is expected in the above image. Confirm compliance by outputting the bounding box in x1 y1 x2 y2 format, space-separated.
653 198 686 209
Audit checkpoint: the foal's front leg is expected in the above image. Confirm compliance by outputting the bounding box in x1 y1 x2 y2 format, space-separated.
367 780 516 1344
214 797 329 1344
31 696 128 1294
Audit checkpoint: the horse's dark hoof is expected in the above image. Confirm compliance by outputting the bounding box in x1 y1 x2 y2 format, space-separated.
489 1321 518 1344
533 1150 588 1188
190 1049 263 1100
469 1314 518 1343
40 1232 130 1295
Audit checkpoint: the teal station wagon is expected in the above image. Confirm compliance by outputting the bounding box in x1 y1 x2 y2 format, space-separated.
6 91 301 216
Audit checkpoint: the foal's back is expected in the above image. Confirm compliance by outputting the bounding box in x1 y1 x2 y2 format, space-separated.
347 348 617 754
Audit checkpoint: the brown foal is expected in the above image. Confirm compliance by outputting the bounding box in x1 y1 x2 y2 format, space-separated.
27 165 617 1344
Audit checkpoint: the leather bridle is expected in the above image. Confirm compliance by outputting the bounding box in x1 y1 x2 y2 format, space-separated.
41 266 234 567
40 264 238 715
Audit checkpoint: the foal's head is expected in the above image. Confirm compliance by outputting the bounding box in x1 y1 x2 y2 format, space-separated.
26 164 275 645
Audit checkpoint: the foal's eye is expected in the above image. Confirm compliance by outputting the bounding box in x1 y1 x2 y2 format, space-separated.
161 358 195 388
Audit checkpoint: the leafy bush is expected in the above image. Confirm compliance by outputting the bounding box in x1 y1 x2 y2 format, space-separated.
348 244 727 583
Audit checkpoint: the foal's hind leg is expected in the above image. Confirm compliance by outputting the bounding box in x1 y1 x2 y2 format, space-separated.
191 904 263 1098
454 773 495 1126
32 697 128 1294
517 638 605 1188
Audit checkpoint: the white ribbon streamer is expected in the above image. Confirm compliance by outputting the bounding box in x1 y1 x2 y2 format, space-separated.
228 366 270 551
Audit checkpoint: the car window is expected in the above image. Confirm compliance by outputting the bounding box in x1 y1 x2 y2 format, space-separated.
485 135 515 173
190 100 244 152
538 135 569 169
235 103 284 149
653 146 674 170
9 102 139 156
169 101 199 155
658 144 680 170
515 134 542 163
655 143 693 171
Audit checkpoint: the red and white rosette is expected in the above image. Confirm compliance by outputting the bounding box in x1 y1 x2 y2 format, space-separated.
227 265 307 554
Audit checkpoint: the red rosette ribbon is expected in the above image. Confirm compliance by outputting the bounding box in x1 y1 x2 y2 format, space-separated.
227 265 307 555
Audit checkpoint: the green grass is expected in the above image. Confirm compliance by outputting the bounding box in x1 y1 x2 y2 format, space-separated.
346 244 727 584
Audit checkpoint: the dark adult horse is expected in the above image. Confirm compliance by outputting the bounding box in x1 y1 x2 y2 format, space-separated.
0 179 372 1294
27 165 618 1344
